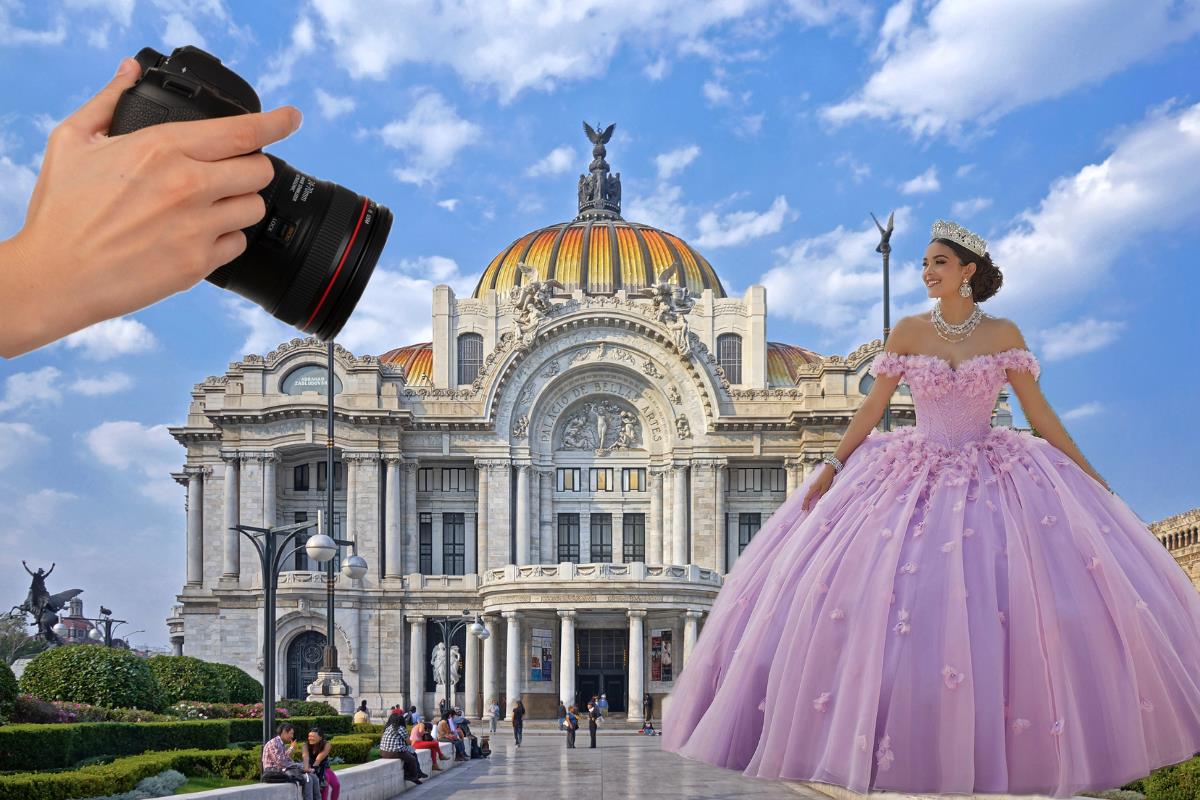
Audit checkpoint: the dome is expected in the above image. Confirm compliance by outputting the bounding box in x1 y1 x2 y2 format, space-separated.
766 342 823 387
472 121 726 300
380 342 432 381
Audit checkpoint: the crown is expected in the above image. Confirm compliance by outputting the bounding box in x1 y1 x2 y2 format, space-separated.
930 219 987 258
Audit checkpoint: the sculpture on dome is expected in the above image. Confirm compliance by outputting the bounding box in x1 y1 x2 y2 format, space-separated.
641 258 695 323
510 262 564 332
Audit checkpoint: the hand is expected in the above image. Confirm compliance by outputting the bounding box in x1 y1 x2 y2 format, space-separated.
0 57 302 359
801 463 836 512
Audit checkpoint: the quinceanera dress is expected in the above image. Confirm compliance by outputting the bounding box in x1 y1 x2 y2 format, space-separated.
662 347 1200 798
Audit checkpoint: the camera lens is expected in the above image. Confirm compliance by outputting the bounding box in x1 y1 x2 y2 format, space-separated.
206 154 393 341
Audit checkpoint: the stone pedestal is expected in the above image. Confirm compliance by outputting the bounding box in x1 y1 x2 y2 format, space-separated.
307 666 356 713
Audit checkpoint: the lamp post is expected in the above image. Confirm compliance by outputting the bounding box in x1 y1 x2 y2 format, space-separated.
427 610 489 716
871 210 895 432
55 608 129 647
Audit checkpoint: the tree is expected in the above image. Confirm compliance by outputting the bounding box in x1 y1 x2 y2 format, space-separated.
0 615 48 666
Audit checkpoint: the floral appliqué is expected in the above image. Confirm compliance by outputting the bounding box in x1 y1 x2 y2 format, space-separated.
893 609 911 635
1010 718 1031 734
1041 514 1057 527
941 540 956 552
829 608 845 621
880 527 894 539
855 733 868 753
900 561 919 575
875 734 894 771
1085 555 1101 571
1140 697 1154 712
942 665 965 689
963 527 975 538
1049 718 1064 736
813 692 831 713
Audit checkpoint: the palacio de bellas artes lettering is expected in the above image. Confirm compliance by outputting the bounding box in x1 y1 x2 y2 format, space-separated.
167 122 1027 721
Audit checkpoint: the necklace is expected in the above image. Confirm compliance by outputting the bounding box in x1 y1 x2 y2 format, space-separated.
931 299 989 343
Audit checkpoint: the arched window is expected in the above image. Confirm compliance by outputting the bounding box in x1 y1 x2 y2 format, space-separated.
457 333 483 384
717 333 742 385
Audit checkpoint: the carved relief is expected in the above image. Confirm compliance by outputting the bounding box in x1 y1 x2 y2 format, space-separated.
676 415 692 439
512 414 530 439
558 398 643 455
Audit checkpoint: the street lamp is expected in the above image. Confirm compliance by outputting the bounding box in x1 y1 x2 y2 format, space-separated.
427 610 489 716
871 210 895 432
74 609 129 647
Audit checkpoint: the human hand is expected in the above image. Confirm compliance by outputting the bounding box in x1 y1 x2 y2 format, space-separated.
0 57 302 359
801 463 835 512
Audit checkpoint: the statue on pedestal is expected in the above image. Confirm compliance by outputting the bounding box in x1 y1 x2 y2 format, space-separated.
8 562 82 645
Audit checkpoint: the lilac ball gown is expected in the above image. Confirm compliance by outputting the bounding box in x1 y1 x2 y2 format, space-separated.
662 347 1200 798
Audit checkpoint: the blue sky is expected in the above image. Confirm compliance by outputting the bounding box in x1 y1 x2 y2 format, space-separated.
1 0 1197 648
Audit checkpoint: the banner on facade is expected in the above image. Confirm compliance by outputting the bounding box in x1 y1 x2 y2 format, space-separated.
650 628 673 682
530 627 554 681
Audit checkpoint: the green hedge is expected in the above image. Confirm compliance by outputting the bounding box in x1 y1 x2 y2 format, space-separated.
18 647 164 712
352 722 384 734
278 700 338 717
0 662 17 724
0 748 259 800
326 734 379 763
146 656 228 705
0 720 230 771
208 663 262 705
227 714 352 743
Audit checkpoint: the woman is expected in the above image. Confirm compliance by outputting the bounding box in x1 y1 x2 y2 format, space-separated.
511 697 526 747
353 700 369 725
408 713 444 771
437 711 469 761
662 219 1200 798
564 704 578 749
488 697 500 733
301 728 339 800
379 710 427 785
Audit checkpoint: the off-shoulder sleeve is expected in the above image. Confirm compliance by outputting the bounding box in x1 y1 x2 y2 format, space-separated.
869 351 905 379
997 348 1040 380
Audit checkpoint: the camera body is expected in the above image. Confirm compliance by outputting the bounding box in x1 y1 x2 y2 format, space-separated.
109 46 392 341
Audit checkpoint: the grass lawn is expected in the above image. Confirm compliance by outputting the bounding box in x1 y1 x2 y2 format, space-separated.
175 776 256 794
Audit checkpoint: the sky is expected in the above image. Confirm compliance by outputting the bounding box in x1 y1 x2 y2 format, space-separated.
0 0 1198 648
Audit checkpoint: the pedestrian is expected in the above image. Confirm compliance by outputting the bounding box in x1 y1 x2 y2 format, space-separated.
353 700 369 724
408 705 422 726
587 700 601 748
642 693 653 724
438 696 449 719
488 697 499 734
564 704 578 749
556 699 566 730
512 697 526 747
598 693 609 718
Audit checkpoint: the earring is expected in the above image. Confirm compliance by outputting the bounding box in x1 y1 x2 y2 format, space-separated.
958 280 971 298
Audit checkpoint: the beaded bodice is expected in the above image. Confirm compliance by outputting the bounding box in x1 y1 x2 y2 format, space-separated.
868 347 1041 449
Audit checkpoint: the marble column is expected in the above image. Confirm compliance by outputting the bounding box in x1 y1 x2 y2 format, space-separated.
221 455 240 579
515 465 530 565
475 463 489 576
185 466 206 586
528 468 540 563
408 615 426 714
785 457 804 497
503 611 521 719
558 610 576 709
432 513 444 574
384 456 402 578
481 615 499 722
627 609 645 721
464 618 481 717
538 469 554 564
672 464 689 565
345 454 359 541
580 512 592 564
648 470 664 566
683 610 702 669
262 455 278 529
466 511 478 576
662 468 674 564
714 464 727 573
404 462 418 574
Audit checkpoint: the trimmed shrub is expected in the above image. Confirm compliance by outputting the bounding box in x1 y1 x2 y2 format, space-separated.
1141 755 1200 800
289 714 353 736
278 699 338 717
352 722 384 734
18 646 164 712
0 719 231 771
146 655 228 705
0 662 17 724
228 717 264 742
0 748 259 800
326 734 379 763
208 662 262 705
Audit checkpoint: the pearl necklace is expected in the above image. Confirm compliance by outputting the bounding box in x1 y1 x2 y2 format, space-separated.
931 298 990 343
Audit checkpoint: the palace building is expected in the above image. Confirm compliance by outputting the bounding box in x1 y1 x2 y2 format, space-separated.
166 125 1027 720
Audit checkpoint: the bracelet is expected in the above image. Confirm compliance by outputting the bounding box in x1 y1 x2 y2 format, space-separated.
821 455 844 474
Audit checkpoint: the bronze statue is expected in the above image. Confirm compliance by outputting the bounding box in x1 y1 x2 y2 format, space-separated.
8 562 83 645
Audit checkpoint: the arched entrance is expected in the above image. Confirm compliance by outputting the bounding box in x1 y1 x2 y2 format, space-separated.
286 631 326 699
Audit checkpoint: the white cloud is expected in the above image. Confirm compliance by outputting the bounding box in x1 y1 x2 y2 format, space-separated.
0 422 46 470
900 166 939 194
379 91 481 185
987 101 1200 315
736 113 765 137
950 196 992 217
955 163 975 178
70 371 134 396
0 153 37 240
84 420 182 506
702 79 733 106
694 195 791 248
258 15 316 93
873 0 914 61
655 145 701 181
61 317 158 360
1062 401 1103 421
223 297 296 359
526 146 576 178
0 366 63 413
0 4 66 45
21 488 78 525
314 88 356 120
644 57 669 81
437 198 460 212
1037 318 1125 362
624 183 689 234
823 0 1200 137
64 0 136 27
161 11 206 49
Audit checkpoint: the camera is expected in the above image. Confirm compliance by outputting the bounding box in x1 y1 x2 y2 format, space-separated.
109 45 392 341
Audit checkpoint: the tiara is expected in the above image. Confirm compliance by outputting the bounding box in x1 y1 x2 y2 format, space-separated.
930 219 988 258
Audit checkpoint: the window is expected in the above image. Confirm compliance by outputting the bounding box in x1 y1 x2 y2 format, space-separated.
557 468 581 492
419 513 433 574
442 513 465 575
418 468 438 492
736 468 762 492
442 468 467 492
623 514 646 563
293 464 309 492
457 333 483 385
767 467 787 492
622 467 646 492
316 461 343 491
738 513 762 555
589 467 614 492
293 512 314 570
590 514 613 562
717 333 743 385
557 514 580 563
